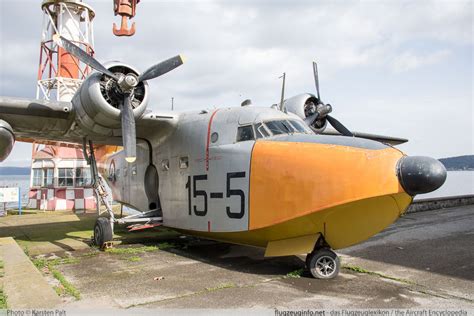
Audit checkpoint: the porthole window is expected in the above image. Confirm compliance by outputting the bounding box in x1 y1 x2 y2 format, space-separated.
211 132 219 143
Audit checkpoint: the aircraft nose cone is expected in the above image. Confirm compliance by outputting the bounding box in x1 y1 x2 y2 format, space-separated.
397 156 447 196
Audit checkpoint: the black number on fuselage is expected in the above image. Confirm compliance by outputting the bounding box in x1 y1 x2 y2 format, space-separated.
193 174 208 216
186 172 246 219
226 172 246 219
186 176 191 215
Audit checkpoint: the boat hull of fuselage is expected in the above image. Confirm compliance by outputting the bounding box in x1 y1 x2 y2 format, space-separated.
175 192 412 250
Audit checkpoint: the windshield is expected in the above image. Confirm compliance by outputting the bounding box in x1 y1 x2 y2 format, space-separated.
265 120 296 135
288 120 310 133
260 119 312 137
236 119 312 142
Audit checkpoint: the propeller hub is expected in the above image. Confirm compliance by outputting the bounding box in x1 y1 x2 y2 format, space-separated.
317 103 332 117
125 74 138 87
117 73 138 93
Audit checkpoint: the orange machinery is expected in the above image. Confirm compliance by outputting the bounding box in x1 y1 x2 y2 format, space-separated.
113 0 141 36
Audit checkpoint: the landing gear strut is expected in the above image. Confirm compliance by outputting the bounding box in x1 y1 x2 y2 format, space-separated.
83 139 163 249
306 248 340 279
83 139 116 247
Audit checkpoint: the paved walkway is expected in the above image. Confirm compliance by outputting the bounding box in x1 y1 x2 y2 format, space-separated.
0 237 62 308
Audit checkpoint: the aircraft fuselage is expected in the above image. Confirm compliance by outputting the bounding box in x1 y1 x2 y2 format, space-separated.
98 106 414 256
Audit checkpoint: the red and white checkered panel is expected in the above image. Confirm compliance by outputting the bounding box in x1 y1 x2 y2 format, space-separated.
28 188 96 212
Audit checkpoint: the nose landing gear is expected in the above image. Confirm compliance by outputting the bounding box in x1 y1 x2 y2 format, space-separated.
306 248 340 279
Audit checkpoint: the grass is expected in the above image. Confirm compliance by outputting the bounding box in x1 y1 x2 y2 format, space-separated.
32 257 79 269
23 246 30 257
127 256 142 262
0 288 6 309
205 282 236 292
285 268 304 278
342 264 416 285
105 245 159 255
51 267 80 300
32 256 81 300
157 242 176 250
0 259 6 308
80 251 99 258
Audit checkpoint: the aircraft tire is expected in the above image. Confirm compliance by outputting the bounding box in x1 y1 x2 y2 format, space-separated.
306 248 340 279
94 217 113 246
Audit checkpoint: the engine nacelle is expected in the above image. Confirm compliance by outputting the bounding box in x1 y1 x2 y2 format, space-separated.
284 93 328 133
72 62 149 136
0 119 14 162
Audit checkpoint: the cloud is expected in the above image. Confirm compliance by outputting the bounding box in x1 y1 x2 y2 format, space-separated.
0 0 472 162
391 49 451 73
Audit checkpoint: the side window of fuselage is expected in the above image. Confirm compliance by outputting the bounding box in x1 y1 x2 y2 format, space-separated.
237 125 255 142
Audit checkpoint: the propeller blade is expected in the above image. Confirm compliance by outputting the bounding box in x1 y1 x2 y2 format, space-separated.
120 93 137 163
313 62 321 101
53 34 120 81
326 115 353 137
304 112 319 126
138 55 185 82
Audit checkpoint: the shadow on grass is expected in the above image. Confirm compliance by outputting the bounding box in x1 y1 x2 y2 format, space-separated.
0 213 178 255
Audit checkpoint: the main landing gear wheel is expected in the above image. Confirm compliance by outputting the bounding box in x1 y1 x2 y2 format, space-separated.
306 248 340 279
94 217 113 247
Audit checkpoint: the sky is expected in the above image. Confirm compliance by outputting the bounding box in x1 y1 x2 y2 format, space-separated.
0 0 472 167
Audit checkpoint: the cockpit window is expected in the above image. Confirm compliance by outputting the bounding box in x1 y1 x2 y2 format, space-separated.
237 125 255 142
255 123 270 138
265 120 296 135
288 120 309 133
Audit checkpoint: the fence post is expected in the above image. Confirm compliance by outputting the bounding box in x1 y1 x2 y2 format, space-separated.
18 187 22 215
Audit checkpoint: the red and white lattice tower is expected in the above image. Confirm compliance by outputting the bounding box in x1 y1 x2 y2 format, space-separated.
29 0 97 212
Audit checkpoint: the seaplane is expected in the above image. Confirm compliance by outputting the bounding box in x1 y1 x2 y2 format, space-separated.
0 36 446 278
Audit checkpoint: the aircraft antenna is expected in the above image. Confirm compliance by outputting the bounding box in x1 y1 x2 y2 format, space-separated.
279 72 286 112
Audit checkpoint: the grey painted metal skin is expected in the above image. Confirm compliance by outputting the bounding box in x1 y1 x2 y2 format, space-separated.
105 106 298 232
0 63 418 234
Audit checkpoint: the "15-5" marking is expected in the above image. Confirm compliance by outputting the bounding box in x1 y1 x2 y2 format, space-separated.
185 172 246 219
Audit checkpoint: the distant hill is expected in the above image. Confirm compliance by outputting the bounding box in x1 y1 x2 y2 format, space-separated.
439 155 474 171
0 167 30 176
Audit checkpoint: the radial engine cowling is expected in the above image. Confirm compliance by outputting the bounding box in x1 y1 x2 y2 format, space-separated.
284 93 328 133
72 62 149 136
0 119 14 162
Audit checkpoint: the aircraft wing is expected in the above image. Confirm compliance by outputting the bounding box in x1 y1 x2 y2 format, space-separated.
0 96 178 147
321 127 408 146
0 97 78 144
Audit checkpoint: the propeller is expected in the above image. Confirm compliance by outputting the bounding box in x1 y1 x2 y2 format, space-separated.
138 55 185 82
121 93 136 162
309 61 353 137
53 34 120 81
54 35 185 163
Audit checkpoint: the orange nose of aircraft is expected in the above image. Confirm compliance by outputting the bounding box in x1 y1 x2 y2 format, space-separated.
249 135 446 250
